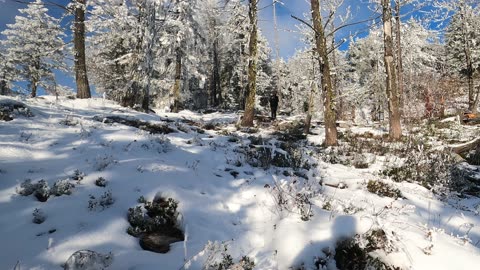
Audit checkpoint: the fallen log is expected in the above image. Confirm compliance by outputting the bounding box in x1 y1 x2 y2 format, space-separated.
448 137 480 155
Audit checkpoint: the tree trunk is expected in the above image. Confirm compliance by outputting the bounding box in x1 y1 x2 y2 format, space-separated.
31 60 40 98
382 0 402 140
142 2 157 113
394 0 404 111
73 0 91 99
310 0 338 146
31 80 37 98
211 38 222 107
241 0 258 127
0 79 7 95
172 47 182 113
473 86 480 112
304 82 317 134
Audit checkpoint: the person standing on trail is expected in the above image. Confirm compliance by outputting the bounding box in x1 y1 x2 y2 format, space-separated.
269 93 279 120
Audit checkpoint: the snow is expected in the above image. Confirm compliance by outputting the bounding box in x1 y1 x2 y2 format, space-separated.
1 95 480 269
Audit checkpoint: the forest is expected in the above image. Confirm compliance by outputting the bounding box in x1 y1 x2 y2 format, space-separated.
0 0 480 270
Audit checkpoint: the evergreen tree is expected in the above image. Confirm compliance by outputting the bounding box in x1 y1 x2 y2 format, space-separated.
445 3 480 112
1 0 65 97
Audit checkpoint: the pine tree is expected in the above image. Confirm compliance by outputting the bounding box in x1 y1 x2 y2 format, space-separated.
0 45 16 95
1 0 65 97
445 3 480 112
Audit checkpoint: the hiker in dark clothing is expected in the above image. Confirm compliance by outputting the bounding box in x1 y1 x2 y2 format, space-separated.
269 93 279 120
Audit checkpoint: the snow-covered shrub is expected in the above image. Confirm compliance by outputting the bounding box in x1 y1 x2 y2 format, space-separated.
186 133 204 146
202 242 255 270
127 196 182 237
17 179 50 201
17 179 37 196
243 138 309 170
72 170 85 183
0 100 33 121
140 135 172 153
268 178 321 221
93 155 116 171
88 191 115 211
51 179 75 196
59 115 78 126
382 149 454 194
34 180 50 202
32 208 46 224
94 177 107 187
152 135 172 153
63 250 113 270
334 229 399 270
366 180 402 199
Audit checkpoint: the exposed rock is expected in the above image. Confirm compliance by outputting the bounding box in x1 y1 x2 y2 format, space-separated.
63 250 113 270
139 232 184 253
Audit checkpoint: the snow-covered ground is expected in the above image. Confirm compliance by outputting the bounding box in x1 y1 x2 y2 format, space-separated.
1 96 479 270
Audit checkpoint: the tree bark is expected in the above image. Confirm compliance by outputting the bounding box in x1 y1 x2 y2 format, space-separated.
241 0 258 127
382 0 402 140
31 79 37 98
0 79 8 96
211 38 222 107
310 0 338 146
394 0 404 111
172 47 182 113
73 0 91 99
304 82 317 134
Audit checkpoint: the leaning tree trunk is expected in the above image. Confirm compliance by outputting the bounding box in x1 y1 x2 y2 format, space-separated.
310 0 338 146
73 0 91 99
241 0 258 127
382 0 402 140
172 47 182 113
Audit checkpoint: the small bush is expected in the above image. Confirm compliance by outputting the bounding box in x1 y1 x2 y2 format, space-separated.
269 178 320 221
127 196 182 238
367 180 402 199
88 191 115 211
94 155 116 171
32 208 46 224
382 150 454 193
95 177 108 187
17 179 50 202
72 170 85 183
334 229 399 270
17 179 37 196
204 242 255 270
51 179 75 196
34 180 50 202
